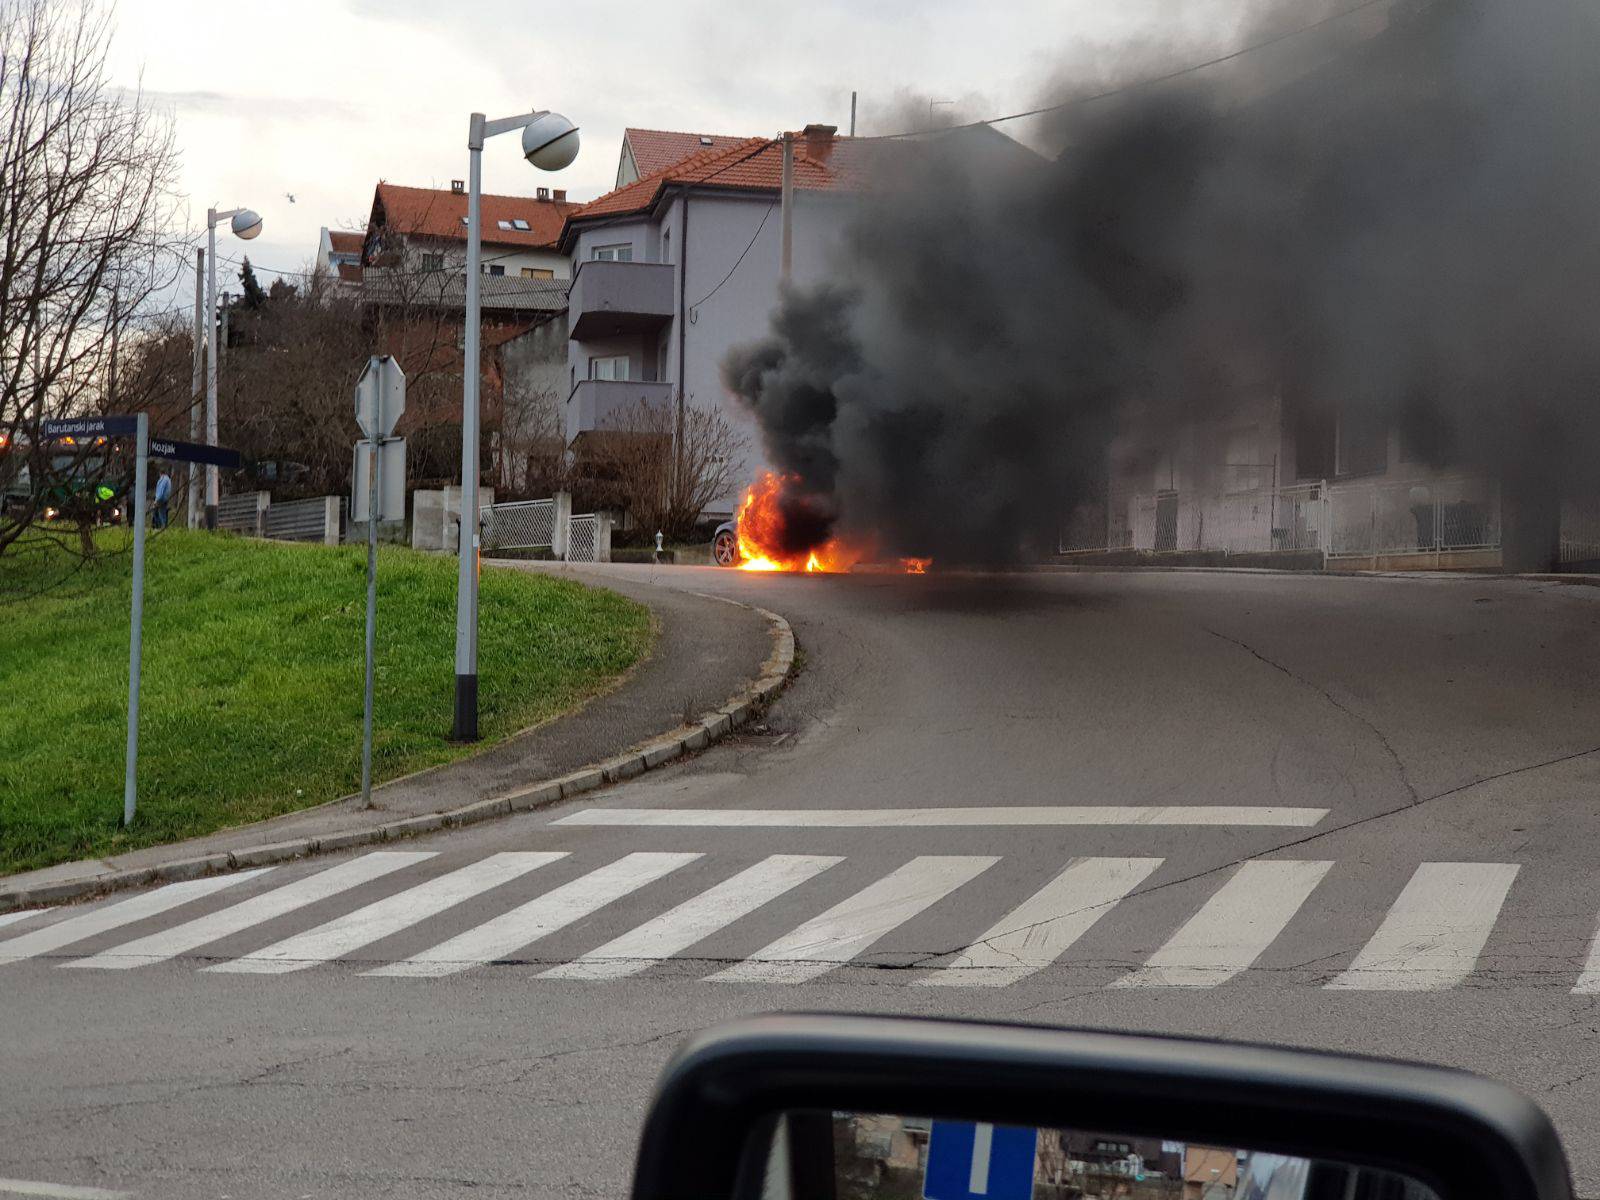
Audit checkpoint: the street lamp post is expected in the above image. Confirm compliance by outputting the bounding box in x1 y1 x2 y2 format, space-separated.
204 205 262 529
452 108 578 743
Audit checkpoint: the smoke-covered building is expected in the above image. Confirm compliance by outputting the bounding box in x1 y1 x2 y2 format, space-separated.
557 123 1039 519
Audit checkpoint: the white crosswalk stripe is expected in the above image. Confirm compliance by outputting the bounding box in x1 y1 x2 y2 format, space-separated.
206 852 567 975
1326 862 1521 991
367 852 701 979
0 909 53 931
707 855 998 985
0 871 271 965
1114 860 1333 988
1574 917 1600 994
64 853 432 970
920 857 1164 988
9 850 1581 991
541 854 843 981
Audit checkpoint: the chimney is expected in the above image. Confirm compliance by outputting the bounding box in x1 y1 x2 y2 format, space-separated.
450 179 464 194
801 123 838 161
553 189 567 203
536 186 550 200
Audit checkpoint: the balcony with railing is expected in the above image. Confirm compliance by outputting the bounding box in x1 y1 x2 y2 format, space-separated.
565 378 673 444
568 259 674 340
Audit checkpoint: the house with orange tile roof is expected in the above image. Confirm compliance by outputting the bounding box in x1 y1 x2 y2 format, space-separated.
363 180 581 283
615 128 751 188
557 123 896 517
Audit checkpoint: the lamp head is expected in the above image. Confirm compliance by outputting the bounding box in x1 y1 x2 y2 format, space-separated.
522 112 579 171
231 209 263 240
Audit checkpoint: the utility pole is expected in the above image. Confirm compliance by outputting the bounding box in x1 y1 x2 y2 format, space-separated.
779 130 795 283
849 91 857 137
189 248 204 529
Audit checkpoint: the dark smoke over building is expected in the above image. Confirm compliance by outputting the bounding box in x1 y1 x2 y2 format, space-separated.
722 0 1600 568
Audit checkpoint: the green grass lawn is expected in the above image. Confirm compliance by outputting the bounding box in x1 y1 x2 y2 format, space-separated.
0 528 653 875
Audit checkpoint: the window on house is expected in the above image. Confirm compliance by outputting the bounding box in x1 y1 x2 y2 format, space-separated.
512 219 531 231
593 244 633 262
460 217 469 226
520 267 554 279
420 252 444 272
590 355 629 381
497 220 515 231
484 264 505 276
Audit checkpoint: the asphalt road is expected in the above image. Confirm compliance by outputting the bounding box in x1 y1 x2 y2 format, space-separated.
5 565 1600 1199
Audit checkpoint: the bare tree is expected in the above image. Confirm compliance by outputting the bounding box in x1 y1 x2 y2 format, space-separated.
586 400 748 540
0 0 185 558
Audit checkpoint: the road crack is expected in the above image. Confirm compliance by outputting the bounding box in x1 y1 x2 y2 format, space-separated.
1204 627 1418 803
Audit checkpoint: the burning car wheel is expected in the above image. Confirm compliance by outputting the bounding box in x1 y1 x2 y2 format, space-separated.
712 526 740 567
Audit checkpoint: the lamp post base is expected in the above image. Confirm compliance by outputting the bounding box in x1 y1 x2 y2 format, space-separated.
452 673 479 742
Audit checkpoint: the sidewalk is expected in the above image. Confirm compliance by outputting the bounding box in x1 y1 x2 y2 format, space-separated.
2 565 792 910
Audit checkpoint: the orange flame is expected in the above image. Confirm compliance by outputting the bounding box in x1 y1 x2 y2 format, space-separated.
732 472 930 574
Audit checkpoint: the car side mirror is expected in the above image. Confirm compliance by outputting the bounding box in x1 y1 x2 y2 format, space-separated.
628 1014 1573 1200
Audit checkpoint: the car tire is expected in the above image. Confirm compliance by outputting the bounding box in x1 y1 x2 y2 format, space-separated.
713 529 739 567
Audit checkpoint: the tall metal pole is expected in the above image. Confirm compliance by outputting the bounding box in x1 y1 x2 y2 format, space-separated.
849 91 857 137
779 131 795 283
361 437 380 805
124 412 149 826
204 211 219 529
189 247 204 529
452 114 486 742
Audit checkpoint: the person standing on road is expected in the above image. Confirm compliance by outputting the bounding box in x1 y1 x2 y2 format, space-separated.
153 468 172 529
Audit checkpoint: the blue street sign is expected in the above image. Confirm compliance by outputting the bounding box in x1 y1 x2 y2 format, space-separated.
924 1121 1038 1200
41 415 139 439
150 437 241 469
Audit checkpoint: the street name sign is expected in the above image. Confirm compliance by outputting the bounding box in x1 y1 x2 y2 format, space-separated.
41 416 139 439
150 437 241 469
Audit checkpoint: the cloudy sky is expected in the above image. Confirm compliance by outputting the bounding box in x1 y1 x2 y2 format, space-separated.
110 0 1258 292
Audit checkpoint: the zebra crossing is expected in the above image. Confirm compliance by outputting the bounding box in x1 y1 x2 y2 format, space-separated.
1 847 1595 991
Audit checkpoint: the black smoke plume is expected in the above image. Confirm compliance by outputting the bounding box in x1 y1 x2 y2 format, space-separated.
722 0 1600 565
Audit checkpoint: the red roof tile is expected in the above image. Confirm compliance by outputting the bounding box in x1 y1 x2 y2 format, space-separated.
567 131 884 235
624 128 750 178
371 182 580 249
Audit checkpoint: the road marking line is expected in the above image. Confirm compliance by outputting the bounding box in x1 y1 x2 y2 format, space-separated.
1113 860 1334 988
919 857 1164 988
366 852 701 979
542 854 843 981
706 855 998 985
1573 915 1600 994
63 853 432 970
0 909 53 930
554 806 1327 828
1325 862 1520 991
205 853 567 974
0 1176 133 1198
0 872 271 966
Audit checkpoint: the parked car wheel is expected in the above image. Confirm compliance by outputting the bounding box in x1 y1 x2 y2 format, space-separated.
712 524 740 567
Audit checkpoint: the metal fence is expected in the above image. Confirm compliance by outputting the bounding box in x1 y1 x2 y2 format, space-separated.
216 491 268 536
1061 476 1501 562
262 496 340 543
1561 497 1600 563
481 498 555 552
566 513 599 562
1325 475 1498 558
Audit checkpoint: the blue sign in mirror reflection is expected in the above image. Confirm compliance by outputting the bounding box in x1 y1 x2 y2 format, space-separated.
760 1112 1441 1200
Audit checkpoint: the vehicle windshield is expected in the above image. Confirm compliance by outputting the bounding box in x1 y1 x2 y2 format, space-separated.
3 0 1598 1198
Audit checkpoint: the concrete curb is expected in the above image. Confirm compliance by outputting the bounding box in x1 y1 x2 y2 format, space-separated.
0 602 796 915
